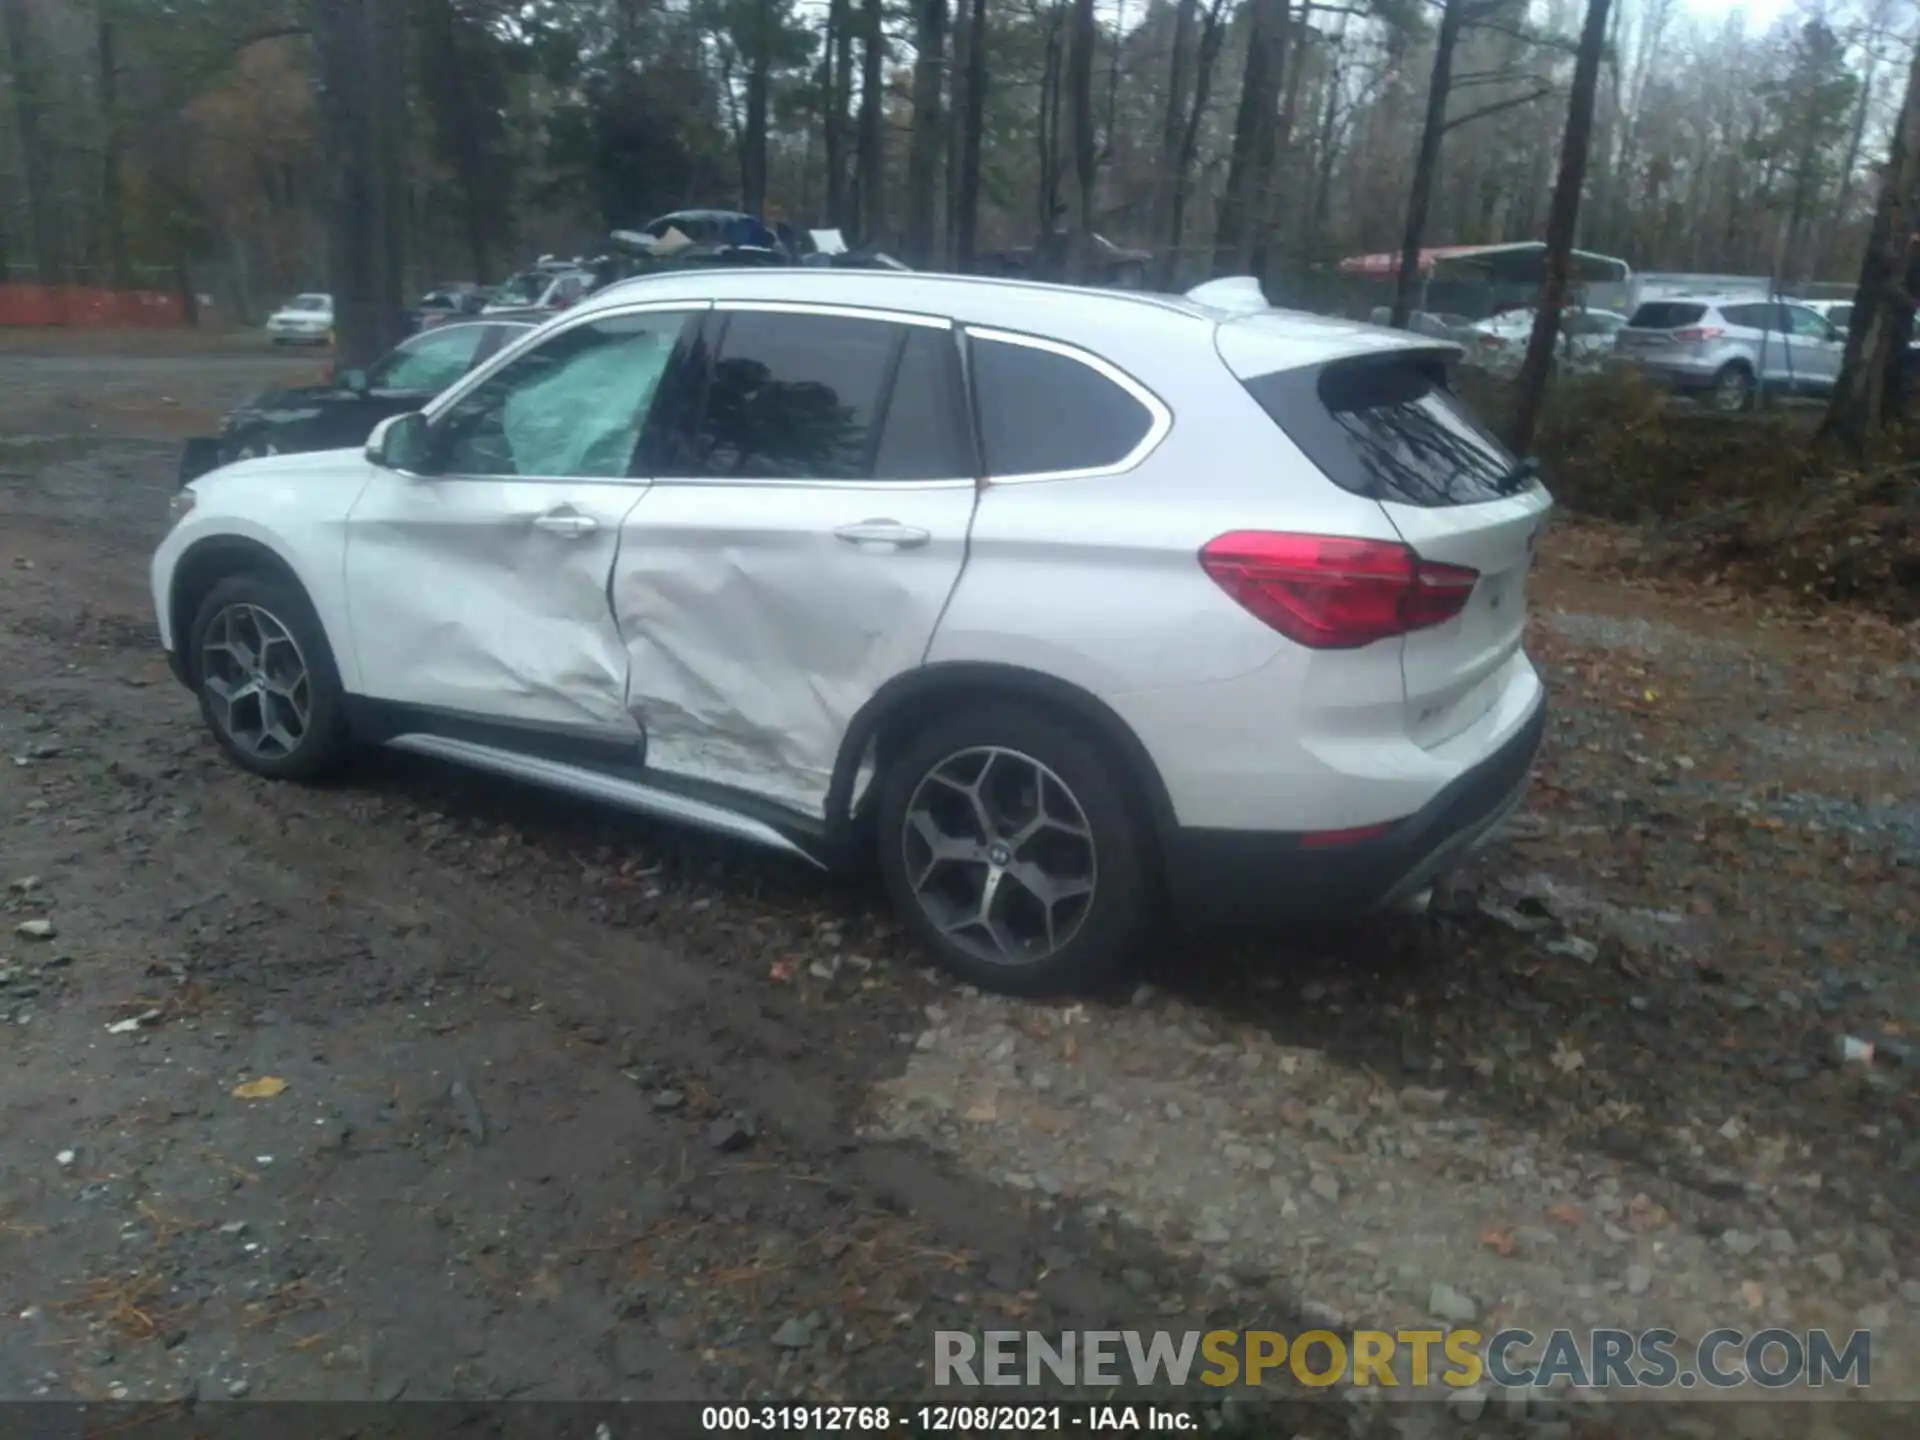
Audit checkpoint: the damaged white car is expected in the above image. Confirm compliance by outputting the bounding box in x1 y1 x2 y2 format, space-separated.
152 269 1550 995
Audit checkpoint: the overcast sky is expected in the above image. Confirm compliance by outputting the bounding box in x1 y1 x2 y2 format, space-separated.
1681 0 1797 27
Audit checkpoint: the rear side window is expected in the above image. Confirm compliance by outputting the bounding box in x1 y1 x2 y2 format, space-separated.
969 332 1155 478
1627 302 1706 329
696 310 898 479
1829 305 1854 330
1241 356 1522 509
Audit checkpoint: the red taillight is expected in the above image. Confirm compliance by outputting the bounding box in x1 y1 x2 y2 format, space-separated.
1673 326 1723 343
1300 821 1396 848
1199 532 1479 649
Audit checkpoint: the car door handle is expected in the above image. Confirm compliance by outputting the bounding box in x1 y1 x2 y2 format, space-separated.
834 519 930 548
533 511 598 537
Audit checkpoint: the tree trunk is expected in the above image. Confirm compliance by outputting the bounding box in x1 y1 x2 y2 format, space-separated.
1065 0 1097 280
1508 0 1613 457
952 0 987 269
1214 0 1289 277
855 0 886 243
1156 0 1227 291
826 0 852 225
1389 0 1468 328
314 0 408 368
904 0 945 266
99 16 128 287
944 0 967 258
2 0 67 282
742 0 773 218
1157 0 1197 261
1819 35 1920 454
1035 5 1066 264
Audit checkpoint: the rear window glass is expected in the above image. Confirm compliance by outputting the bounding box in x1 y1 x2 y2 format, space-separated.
1240 356 1523 508
1627 303 1706 329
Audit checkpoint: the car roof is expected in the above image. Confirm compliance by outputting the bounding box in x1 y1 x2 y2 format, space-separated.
574 267 1444 373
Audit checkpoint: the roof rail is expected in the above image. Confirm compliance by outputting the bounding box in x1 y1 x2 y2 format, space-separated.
1184 276 1267 314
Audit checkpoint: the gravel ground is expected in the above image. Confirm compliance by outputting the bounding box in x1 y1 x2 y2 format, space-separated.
1 334 1916 1436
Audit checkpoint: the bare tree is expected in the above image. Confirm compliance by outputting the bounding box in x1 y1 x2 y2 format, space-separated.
855 0 886 242
1509 0 1613 457
1065 0 1097 278
314 0 408 367
1155 0 1230 288
951 0 989 269
905 0 947 265
1215 0 1290 276
825 0 853 225
2 0 68 281
1820 33 1920 453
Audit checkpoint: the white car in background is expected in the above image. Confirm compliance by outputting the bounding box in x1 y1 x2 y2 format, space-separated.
1467 307 1624 375
266 293 334 347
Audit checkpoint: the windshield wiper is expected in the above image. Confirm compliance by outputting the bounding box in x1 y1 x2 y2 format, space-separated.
1498 456 1540 495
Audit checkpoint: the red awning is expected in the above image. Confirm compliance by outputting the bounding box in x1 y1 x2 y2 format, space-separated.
1338 246 1490 278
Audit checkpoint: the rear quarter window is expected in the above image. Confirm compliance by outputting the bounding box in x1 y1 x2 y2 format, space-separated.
1240 354 1522 508
967 331 1157 478
1626 302 1706 329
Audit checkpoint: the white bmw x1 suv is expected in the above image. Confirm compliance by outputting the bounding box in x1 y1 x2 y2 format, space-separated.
152 269 1550 995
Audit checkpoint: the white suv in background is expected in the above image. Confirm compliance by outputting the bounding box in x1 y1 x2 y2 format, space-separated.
153 270 1550 995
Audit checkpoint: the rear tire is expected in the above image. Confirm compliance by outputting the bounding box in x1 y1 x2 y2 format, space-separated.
1707 363 1754 414
189 574 351 783
876 702 1152 996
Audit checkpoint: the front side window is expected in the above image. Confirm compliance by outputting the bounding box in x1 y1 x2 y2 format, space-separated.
694 310 899 480
432 310 693 478
1785 306 1832 340
968 332 1155 479
368 325 489 392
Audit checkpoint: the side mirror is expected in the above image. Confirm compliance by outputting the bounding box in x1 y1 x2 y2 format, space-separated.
340 368 370 395
366 411 431 473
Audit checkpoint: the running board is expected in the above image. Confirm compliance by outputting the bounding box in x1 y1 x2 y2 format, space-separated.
386 733 827 868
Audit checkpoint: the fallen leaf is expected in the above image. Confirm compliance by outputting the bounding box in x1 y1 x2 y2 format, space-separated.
1741 1280 1765 1312
767 960 795 983
1481 1225 1518 1258
231 1077 288 1100
1546 1203 1583 1227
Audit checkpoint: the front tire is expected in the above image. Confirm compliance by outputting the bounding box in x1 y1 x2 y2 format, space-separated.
876 703 1152 996
188 574 350 782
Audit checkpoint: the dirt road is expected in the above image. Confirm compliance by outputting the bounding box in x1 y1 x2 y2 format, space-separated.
1 334 1916 1435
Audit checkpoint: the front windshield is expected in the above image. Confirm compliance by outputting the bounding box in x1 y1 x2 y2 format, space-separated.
290 294 330 312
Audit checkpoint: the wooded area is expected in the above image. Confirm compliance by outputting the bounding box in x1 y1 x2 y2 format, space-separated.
1 0 1911 299
3 0 1920 449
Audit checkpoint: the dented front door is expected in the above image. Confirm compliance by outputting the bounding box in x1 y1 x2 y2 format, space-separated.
344 306 703 737
613 305 979 817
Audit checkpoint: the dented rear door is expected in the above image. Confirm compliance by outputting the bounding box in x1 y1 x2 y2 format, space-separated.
344 306 704 739
613 304 978 818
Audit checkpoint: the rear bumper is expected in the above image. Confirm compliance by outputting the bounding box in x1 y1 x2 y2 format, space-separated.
1163 693 1547 927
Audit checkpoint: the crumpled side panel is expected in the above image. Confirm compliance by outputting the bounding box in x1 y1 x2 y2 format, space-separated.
613 483 976 817
344 479 647 733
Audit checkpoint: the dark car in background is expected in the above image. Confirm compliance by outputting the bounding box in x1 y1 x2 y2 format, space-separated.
408 283 489 333
179 319 536 483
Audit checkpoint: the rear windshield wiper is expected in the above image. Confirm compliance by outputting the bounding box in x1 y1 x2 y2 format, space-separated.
1497 456 1540 495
